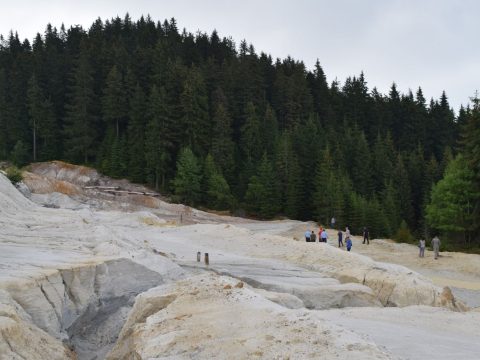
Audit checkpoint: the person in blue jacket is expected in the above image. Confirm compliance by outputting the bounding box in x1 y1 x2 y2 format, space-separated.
305 229 311 242
346 236 352 251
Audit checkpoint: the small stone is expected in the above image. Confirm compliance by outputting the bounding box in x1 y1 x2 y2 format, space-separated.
224 284 232 289
235 281 244 288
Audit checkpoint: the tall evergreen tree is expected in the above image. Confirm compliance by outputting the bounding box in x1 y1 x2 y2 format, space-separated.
102 65 126 138
240 101 262 163
180 66 210 155
245 153 280 218
203 153 233 210
173 147 202 205
64 41 97 163
426 155 479 245
211 101 235 178
145 85 172 190
0 69 8 159
127 83 147 183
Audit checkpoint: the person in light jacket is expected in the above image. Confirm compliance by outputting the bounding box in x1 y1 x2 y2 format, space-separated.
305 230 311 242
419 239 425 258
431 236 441 259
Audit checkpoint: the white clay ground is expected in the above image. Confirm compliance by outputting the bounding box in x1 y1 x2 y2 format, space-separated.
1 162 480 359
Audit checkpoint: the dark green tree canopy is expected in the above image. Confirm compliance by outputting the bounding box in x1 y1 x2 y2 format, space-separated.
0 15 476 246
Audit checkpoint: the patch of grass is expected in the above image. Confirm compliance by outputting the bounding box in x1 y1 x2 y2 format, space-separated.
5 166 23 184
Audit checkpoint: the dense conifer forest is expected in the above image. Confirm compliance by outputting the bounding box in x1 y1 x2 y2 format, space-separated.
0 15 478 247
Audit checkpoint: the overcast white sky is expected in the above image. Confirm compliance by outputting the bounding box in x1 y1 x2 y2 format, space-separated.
1 0 478 111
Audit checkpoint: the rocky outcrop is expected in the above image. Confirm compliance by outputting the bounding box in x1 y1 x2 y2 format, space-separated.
3 259 176 359
0 290 74 360
107 274 391 360
208 260 382 309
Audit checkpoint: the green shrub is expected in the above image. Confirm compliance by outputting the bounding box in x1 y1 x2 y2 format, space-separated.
5 166 23 184
394 220 415 243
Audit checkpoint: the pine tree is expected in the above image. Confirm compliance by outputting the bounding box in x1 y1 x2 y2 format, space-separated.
145 86 172 190
393 154 414 228
173 147 202 205
241 101 262 163
313 145 335 225
460 95 480 184
203 154 233 210
11 140 29 167
262 104 278 157
0 68 8 159
351 130 373 196
180 66 210 155
127 84 147 183
245 153 280 218
102 65 126 138
276 133 303 219
211 102 235 178
372 133 393 192
426 155 479 245
27 74 43 161
64 42 97 163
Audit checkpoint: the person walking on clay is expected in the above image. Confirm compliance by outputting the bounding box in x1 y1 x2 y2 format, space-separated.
431 235 441 259
331 217 336 229
305 229 311 242
321 229 328 243
310 230 317 243
337 230 344 247
346 236 352 251
362 227 369 245
419 239 426 258
345 226 351 239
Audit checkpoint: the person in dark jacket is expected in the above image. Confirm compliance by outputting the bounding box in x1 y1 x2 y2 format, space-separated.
337 230 343 247
310 230 317 243
362 227 369 245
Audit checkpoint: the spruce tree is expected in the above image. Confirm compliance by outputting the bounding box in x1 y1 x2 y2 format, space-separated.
127 84 147 183
27 74 43 161
426 155 479 245
313 145 335 225
145 85 172 190
245 153 280 218
64 42 97 163
0 69 8 159
460 96 480 184
173 147 202 205
180 66 210 155
102 65 126 138
211 102 235 178
203 154 233 210
241 101 262 163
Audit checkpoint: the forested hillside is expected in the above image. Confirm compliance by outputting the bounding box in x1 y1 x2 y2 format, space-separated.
0 15 478 245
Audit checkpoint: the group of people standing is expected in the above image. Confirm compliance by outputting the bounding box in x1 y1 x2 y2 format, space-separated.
305 222 443 260
305 226 329 243
305 225 355 252
419 236 441 259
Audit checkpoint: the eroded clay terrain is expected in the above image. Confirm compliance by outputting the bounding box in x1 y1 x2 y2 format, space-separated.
1 161 480 360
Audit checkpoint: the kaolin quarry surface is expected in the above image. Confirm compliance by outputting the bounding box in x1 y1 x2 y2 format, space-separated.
1 163 480 359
